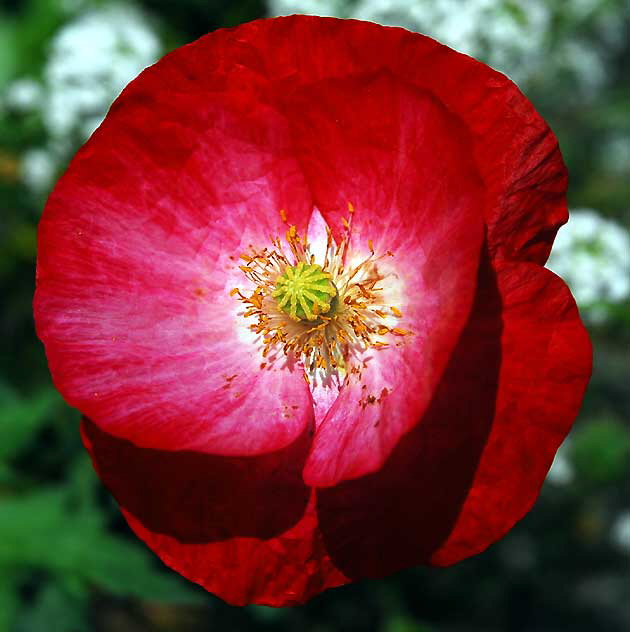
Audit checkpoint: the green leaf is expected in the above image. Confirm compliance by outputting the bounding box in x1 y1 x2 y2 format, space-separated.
72 531 206 604
14 584 89 632
0 17 19 91
383 616 433 632
248 604 288 622
0 488 204 605
501 1 528 26
0 461 18 485
0 384 65 461
0 489 78 566
0 572 19 632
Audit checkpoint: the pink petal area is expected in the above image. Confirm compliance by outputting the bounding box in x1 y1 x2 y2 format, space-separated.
35 72 316 455
81 420 349 606
313 258 591 579
281 73 484 486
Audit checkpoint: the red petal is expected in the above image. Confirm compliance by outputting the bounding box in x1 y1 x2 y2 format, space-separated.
35 55 316 455
237 15 567 263
283 73 484 485
81 420 348 606
35 16 586 601
313 256 591 578
429 261 592 565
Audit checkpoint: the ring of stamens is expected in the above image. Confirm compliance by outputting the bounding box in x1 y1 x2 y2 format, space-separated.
231 206 411 383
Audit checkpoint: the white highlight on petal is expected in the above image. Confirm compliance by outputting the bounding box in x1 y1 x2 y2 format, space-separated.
306 207 331 265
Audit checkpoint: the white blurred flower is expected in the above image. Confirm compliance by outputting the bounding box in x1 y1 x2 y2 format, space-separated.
353 0 548 76
21 149 56 192
547 210 630 321
43 3 161 140
12 3 162 195
569 0 607 20
269 0 343 15
610 511 630 554
2 78 43 112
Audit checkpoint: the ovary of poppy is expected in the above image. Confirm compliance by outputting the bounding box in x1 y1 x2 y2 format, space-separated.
34 16 592 606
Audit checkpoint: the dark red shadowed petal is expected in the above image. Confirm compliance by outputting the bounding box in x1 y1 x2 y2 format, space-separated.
280 72 484 486
34 58 317 455
429 261 592 565
313 254 591 579
81 419 348 606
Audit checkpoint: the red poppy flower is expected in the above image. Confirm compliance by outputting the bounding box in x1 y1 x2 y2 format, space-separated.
34 16 592 606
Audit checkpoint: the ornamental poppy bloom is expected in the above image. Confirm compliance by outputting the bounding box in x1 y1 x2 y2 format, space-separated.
34 16 592 606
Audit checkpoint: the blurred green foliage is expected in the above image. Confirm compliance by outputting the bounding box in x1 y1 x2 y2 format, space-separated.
0 384 205 632
0 0 628 631
571 419 630 485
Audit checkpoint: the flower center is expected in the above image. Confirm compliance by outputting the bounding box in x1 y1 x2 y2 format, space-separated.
273 263 337 321
231 207 410 384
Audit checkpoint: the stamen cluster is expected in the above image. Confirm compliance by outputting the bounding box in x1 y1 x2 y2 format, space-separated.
231 207 409 383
